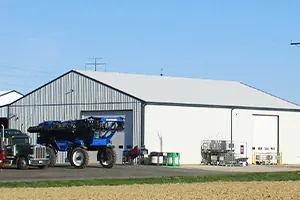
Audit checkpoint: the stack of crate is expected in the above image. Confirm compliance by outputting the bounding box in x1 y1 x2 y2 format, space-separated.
201 140 229 165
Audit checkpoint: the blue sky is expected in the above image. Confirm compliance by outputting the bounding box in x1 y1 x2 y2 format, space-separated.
1 1 300 104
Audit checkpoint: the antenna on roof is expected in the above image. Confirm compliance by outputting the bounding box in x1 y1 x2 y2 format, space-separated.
160 68 163 76
85 57 106 71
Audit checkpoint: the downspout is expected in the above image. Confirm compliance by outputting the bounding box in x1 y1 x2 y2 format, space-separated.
277 116 280 164
230 108 234 166
141 102 146 147
1 124 4 151
6 106 9 128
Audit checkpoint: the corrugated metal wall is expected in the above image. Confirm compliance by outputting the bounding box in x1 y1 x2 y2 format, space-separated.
0 106 8 118
8 71 143 163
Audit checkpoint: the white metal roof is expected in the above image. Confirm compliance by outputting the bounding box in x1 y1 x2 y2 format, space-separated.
75 70 300 110
0 90 23 106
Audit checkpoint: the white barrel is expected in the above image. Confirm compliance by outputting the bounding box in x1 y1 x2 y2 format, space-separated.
174 157 179 164
151 156 158 164
168 157 173 164
158 156 164 164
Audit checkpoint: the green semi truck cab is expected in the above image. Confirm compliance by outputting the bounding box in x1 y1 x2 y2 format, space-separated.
0 128 49 169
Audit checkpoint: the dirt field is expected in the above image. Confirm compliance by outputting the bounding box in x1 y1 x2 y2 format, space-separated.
1 181 300 200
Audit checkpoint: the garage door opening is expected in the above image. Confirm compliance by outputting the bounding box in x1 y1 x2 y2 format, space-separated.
252 114 279 165
81 110 133 164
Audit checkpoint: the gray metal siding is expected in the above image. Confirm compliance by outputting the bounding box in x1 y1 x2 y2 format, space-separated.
8 72 143 163
0 106 8 118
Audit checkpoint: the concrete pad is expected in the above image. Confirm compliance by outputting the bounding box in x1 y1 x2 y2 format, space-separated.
0 164 234 182
176 164 300 173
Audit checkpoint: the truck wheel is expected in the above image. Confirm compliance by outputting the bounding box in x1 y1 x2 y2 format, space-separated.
67 150 75 166
71 147 89 169
99 148 116 168
17 157 29 170
46 147 56 167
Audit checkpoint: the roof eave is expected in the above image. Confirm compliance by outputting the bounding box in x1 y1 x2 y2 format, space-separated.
145 101 300 112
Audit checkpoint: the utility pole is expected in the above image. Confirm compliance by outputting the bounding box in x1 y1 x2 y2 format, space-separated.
290 41 300 46
85 57 106 71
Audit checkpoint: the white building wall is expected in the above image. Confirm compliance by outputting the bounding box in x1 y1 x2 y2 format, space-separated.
232 109 300 165
144 105 300 165
144 105 231 164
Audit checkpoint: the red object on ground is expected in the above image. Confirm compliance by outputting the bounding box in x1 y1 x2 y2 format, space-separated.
123 145 140 164
129 145 139 156
0 149 6 168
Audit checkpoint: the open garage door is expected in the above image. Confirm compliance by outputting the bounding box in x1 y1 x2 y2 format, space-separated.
81 110 133 164
252 114 279 164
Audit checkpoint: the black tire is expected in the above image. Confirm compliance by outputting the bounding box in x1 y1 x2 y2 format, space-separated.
46 146 56 167
70 147 89 169
67 150 75 166
17 157 29 170
99 147 116 168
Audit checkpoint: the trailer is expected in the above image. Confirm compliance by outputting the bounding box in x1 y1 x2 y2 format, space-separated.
27 116 125 169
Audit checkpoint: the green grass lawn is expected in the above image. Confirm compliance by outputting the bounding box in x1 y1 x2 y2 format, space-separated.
1 172 300 188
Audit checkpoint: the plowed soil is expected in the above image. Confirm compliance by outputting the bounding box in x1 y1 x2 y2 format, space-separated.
1 181 300 200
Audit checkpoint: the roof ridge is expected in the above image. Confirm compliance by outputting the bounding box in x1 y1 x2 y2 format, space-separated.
74 70 238 83
0 90 15 98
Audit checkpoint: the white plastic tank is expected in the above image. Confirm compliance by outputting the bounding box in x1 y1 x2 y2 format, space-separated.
151 156 158 164
150 152 159 164
174 156 179 165
158 155 163 164
168 157 173 164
